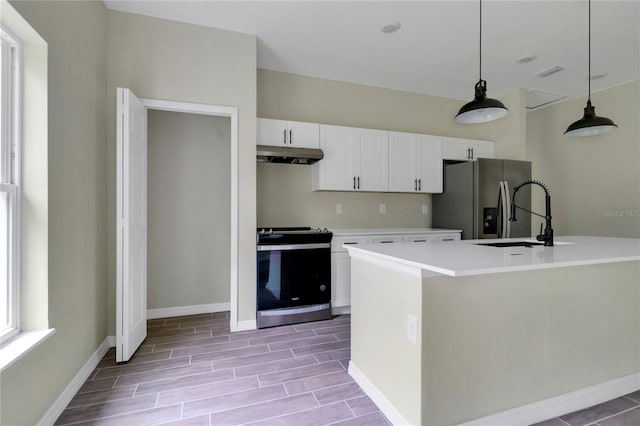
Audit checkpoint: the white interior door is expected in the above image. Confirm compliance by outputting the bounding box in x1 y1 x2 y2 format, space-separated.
116 87 148 362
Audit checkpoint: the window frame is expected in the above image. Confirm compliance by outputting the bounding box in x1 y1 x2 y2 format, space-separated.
0 24 22 342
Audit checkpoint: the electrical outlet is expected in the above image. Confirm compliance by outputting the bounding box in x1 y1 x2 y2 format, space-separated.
336 203 343 215
379 203 386 215
422 204 429 215
407 314 417 344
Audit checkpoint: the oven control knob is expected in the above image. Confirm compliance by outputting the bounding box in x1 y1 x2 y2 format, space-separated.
319 284 327 292
322 228 329 233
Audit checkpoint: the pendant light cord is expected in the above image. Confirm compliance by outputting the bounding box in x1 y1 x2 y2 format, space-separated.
479 0 482 81
588 0 591 101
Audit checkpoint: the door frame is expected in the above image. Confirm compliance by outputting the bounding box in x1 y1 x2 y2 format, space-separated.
141 98 239 331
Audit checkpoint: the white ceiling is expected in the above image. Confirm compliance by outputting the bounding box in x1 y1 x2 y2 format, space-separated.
103 1 640 104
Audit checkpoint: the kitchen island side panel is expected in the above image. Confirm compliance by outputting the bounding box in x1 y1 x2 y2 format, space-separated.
421 261 640 425
349 258 424 425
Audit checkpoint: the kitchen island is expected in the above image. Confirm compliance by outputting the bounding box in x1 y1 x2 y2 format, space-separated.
345 236 640 426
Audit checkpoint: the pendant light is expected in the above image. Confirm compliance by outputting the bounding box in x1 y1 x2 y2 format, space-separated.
564 0 617 137
455 0 508 124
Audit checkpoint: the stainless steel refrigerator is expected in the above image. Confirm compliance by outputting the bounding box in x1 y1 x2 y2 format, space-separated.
432 159 532 240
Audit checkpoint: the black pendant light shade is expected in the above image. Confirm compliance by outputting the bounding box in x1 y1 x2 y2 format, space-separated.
455 80 508 124
455 0 508 124
564 100 618 137
564 0 617 137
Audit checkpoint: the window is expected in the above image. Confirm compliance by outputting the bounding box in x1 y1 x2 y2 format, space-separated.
0 26 20 341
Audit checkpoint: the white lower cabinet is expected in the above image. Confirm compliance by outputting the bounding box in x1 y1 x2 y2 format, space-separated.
330 230 461 313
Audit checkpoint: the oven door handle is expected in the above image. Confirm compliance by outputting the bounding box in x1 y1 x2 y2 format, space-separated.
257 243 331 251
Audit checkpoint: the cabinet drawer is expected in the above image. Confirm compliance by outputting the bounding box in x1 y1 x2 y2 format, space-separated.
371 235 404 244
331 236 370 252
403 234 431 243
429 233 461 242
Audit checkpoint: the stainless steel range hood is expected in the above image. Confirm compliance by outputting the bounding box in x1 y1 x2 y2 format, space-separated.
256 145 324 165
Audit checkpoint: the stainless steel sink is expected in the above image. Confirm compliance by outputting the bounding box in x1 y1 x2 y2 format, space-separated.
476 241 544 248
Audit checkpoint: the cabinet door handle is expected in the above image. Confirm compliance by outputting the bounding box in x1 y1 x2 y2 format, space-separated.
353 176 356 190
467 148 471 159
283 129 287 144
380 240 394 243
418 179 422 191
344 242 358 245
357 176 360 189
442 238 455 241
289 130 292 144
414 179 417 191
470 148 474 159
413 239 427 242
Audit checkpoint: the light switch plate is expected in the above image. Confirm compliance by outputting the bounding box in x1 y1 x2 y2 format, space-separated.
379 204 386 215
336 203 343 215
422 204 429 215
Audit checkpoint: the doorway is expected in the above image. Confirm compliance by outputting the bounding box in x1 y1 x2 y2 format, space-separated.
117 88 239 362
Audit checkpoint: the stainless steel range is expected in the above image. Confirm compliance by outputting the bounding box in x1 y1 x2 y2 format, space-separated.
256 227 332 328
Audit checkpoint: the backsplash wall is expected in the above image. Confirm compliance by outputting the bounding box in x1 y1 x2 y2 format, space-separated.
257 163 432 228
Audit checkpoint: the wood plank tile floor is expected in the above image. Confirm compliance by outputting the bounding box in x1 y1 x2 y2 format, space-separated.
531 391 640 426
55 313 390 426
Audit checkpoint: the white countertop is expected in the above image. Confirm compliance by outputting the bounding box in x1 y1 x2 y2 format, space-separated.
331 227 461 236
345 236 640 277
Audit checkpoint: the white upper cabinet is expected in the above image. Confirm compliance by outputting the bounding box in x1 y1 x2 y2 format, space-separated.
358 128 388 191
389 132 443 193
442 137 494 161
312 125 388 192
257 118 320 149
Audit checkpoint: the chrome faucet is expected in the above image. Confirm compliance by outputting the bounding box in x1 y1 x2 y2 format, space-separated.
509 180 554 247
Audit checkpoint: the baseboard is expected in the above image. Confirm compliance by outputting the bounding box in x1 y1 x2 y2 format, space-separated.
331 305 351 315
348 361 411 426
38 337 112 426
458 373 640 426
147 302 230 320
233 319 257 332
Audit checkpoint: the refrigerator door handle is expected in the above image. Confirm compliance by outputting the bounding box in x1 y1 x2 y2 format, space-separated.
499 181 508 238
496 183 503 238
503 181 511 238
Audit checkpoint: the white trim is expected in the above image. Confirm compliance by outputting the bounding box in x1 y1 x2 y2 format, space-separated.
234 319 257 332
0 328 54 372
459 373 640 426
37 337 111 426
348 361 411 426
147 303 230 320
331 305 351 315
138 97 240 335
107 335 116 347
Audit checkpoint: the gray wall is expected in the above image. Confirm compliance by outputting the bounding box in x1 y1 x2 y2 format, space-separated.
106 10 257 328
147 110 230 309
256 70 527 228
2 1 108 424
527 80 640 238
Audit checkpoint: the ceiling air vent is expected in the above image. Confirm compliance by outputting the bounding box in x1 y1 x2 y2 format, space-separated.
535 65 566 78
526 89 567 110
